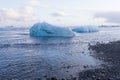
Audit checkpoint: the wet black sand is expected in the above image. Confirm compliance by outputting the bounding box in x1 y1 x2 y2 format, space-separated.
38 41 120 80
32 41 120 80
78 41 120 80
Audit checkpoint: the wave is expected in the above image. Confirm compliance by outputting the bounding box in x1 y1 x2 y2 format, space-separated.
0 42 89 48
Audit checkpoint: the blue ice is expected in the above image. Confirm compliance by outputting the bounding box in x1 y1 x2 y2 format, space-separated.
72 26 99 33
30 22 74 37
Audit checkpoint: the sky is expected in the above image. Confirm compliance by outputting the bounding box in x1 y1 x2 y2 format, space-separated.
0 0 120 27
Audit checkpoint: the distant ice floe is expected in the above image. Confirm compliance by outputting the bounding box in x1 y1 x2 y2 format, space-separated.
30 22 74 37
72 26 99 33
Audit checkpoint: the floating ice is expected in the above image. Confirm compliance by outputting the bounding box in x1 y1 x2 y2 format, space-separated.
30 22 74 37
72 26 99 33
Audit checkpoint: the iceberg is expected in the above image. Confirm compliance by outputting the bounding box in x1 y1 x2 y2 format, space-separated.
30 22 74 37
72 26 99 33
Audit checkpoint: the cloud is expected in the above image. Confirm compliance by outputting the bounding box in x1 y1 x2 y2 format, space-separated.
25 0 50 9
51 11 68 17
0 0 46 27
0 0 52 27
0 6 39 27
95 12 120 23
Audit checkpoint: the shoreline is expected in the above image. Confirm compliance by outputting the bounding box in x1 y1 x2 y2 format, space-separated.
77 41 120 80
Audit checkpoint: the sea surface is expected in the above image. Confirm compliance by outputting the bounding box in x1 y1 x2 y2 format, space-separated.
0 27 120 79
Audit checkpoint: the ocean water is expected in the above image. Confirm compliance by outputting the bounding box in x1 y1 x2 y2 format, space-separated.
0 27 120 79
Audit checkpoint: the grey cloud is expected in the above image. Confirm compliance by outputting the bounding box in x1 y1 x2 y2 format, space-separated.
95 12 120 23
51 11 68 17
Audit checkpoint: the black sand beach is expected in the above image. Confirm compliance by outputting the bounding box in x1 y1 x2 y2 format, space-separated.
37 41 120 80
31 41 120 80
78 41 120 80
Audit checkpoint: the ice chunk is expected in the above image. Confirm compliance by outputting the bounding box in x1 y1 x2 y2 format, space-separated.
72 26 99 33
30 22 74 37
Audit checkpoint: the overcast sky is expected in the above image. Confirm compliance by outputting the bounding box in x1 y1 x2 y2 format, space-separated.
0 0 120 27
